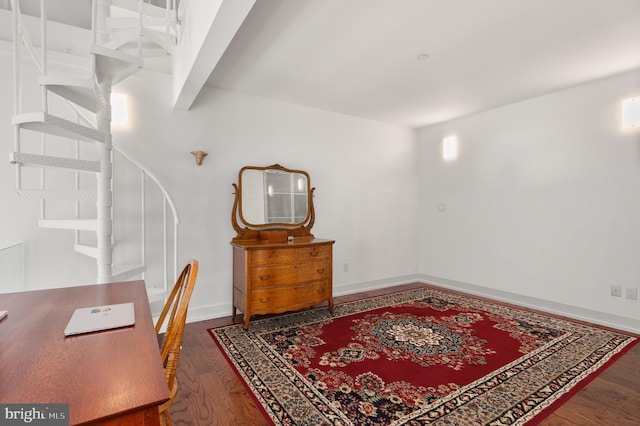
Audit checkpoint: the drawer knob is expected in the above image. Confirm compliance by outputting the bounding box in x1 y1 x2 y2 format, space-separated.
317 288 325 294
259 297 271 303
309 252 319 257
316 268 325 274
259 275 271 281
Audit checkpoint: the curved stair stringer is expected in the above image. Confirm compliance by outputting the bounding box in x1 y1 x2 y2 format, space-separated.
8 0 180 302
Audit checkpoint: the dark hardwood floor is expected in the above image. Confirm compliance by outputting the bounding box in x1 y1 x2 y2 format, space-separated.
167 283 640 425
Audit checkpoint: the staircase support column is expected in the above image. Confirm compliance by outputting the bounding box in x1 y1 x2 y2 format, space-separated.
96 83 113 283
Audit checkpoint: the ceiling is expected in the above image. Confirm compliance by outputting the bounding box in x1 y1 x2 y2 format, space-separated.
2 1 639 129
206 0 640 128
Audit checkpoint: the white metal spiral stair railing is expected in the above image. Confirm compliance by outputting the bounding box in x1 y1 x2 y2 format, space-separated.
9 0 180 301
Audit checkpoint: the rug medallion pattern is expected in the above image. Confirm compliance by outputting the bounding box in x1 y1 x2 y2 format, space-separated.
210 287 637 425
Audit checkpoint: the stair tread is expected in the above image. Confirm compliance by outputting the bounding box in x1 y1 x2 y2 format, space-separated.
107 16 173 28
74 244 99 259
112 263 145 272
12 112 104 143
100 28 175 54
17 189 98 201
10 152 101 172
39 219 98 231
111 0 172 18
39 75 108 113
111 264 147 281
92 44 143 85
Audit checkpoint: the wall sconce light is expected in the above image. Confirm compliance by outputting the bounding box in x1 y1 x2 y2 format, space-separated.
442 135 458 161
111 93 128 125
622 97 640 129
191 151 208 166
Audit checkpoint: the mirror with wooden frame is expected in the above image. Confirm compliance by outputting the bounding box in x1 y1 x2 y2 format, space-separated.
231 164 315 241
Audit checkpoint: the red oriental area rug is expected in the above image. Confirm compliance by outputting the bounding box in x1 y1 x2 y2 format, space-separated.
209 287 637 425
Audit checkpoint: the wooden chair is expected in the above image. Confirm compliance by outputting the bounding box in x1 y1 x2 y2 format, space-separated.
156 259 199 426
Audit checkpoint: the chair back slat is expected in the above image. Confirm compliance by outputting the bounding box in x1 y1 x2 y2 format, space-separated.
156 259 198 426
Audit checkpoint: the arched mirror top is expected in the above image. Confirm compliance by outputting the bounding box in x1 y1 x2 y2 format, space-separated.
232 164 315 241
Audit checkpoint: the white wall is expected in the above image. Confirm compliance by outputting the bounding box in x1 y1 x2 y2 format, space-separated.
114 74 419 319
6 33 638 331
418 69 640 329
0 49 419 320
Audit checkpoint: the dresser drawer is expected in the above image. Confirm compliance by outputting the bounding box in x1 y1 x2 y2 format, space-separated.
250 248 295 266
296 245 331 261
251 280 330 314
251 260 330 287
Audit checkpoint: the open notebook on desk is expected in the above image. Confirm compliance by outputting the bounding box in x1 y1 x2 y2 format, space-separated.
64 302 135 336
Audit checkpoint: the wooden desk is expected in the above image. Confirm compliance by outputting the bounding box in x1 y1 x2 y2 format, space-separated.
0 281 169 425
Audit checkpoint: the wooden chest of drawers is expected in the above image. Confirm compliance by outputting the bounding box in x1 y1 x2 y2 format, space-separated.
231 238 334 329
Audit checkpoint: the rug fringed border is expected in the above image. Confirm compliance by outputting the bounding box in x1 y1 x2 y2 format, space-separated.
209 285 638 425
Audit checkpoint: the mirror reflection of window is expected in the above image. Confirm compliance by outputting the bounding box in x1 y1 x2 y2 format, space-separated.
264 171 308 223
240 167 309 226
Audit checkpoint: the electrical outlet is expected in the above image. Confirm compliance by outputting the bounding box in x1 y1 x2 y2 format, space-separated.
625 287 637 300
343 262 349 272
611 285 622 297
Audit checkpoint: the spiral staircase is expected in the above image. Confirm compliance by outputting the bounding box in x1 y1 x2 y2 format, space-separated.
8 0 181 301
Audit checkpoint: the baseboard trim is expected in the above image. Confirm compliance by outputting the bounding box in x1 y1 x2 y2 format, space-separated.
186 302 231 324
184 274 424 325
332 274 425 297
185 273 640 334
418 274 640 335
